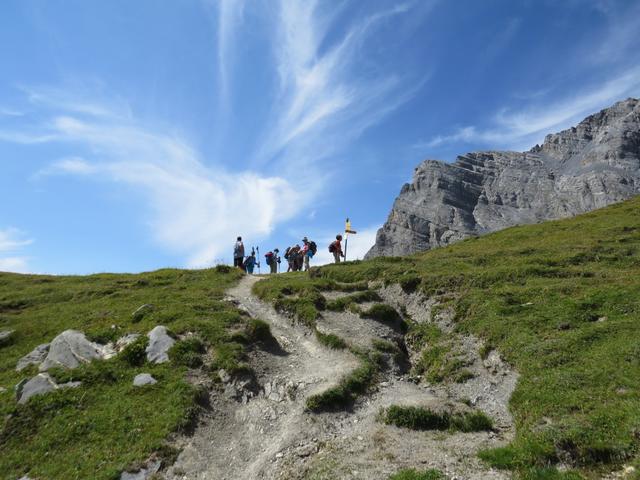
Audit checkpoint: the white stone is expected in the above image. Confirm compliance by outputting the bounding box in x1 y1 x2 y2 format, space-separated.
146 326 175 364
133 373 157 387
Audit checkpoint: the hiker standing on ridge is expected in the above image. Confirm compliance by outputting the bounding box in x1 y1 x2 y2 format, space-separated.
243 251 258 274
290 244 303 271
265 249 280 274
301 237 317 271
233 236 245 269
329 234 345 263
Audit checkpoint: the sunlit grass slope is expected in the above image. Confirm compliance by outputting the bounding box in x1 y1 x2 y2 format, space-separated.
260 196 640 479
0 266 254 480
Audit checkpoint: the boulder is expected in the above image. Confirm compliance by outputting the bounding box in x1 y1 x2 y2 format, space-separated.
146 326 175 364
120 460 161 480
0 329 14 346
39 330 112 371
133 373 157 387
16 373 56 403
15 373 81 404
16 343 50 371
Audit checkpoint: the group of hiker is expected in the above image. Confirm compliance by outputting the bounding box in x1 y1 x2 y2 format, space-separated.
233 234 346 275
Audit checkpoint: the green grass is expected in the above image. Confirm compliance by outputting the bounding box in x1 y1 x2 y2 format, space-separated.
360 304 407 332
306 196 640 478
305 350 383 412
388 468 445 480
0 267 260 480
325 290 382 311
315 330 349 350
382 405 494 432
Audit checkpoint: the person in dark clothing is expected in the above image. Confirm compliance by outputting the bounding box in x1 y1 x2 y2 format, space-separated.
330 234 345 263
243 252 258 274
233 236 245 268
268 249 280 274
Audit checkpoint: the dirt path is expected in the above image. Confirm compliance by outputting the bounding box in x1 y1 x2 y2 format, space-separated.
166 275 359 480
166 275 515 480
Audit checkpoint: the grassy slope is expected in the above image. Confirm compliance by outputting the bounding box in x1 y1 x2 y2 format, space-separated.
260 196 640 479
0 267 252 480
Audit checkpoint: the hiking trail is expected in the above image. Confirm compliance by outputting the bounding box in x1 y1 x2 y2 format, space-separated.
166 275 517 480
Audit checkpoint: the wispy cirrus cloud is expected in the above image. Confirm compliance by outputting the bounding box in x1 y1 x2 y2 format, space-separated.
0 227 33 273
420 65 640 152
17 88 303 268
215 0 245 108
255 1 426 171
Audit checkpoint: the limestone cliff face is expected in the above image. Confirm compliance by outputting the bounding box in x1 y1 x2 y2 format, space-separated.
366 98 640 258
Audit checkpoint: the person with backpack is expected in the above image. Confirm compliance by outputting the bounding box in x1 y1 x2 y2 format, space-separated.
243 251 258 274
265 248 280 274
329 234 345 263
285 245 298 272
233 236 245 269
301 237 317 271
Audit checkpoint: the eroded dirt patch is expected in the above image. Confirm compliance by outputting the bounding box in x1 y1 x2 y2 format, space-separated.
166 276 518 480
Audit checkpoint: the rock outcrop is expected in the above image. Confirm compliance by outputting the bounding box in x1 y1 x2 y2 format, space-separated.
146 326 175 364
16 343 50 371
15 373 81 404
366 98 640 258
39 330 115 371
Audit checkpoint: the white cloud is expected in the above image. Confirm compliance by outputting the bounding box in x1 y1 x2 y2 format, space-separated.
311 226 379 266
0 228 32 273
215 0 245 107
0 257 30 273
255 1 423 171
23 95 303 268
421 66 640 152
0 228 33 252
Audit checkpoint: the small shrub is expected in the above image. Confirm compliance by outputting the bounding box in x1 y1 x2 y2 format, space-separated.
388 468 445 480
214 264 232 274
170 337 206 368
315 330 348 349
399 273 421 293
453 369 475 383
306 360 377 412
383 405 493 432
245 319 273 343
86 328 120 345
120 336 149 367
326 290 382 311
210 342 250 375
361 304 407 332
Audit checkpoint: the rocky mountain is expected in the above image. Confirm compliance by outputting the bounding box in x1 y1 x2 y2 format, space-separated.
366 98 640 258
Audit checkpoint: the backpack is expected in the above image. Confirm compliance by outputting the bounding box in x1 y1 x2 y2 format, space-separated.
265 252 274 266
284 247 291 260
328 242 336 253
309 241 317 255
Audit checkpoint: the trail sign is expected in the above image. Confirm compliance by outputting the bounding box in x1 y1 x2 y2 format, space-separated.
345 218 357 235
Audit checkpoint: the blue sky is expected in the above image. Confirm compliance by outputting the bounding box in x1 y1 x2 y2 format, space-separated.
1 0 640 274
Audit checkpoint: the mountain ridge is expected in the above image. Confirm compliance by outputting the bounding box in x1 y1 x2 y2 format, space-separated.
366 97 640 258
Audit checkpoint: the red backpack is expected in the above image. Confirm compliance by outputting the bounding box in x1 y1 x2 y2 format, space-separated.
264 252 274 265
